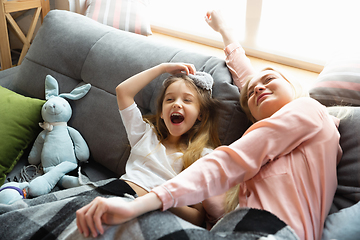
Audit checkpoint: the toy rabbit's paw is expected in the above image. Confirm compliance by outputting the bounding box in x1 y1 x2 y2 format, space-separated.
0 182 29 205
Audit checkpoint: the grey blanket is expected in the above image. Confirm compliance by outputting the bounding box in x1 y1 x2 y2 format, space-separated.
0 179 299 240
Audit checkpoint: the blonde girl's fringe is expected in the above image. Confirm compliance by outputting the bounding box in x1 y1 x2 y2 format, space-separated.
224 184 241 213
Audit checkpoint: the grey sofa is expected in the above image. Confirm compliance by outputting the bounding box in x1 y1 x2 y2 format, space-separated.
1 10 250 183
2 9 360 240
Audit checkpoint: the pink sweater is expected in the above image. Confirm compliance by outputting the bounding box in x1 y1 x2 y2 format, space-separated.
224 42 256 90
152 43 342 240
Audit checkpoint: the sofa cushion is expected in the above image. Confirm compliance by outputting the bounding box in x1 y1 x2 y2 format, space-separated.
327 106 360 214
85 0 152 36
309 53 360 106
309 54 360 213
0 86 45 186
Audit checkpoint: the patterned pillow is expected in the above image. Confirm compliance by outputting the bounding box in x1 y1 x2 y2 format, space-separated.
85 0 152 36
309 54 360 106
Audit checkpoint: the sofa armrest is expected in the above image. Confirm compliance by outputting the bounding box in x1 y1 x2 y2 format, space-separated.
0 66 20 89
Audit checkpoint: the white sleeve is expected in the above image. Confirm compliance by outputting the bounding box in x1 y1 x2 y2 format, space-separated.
119 102 147 147
201 147 213 157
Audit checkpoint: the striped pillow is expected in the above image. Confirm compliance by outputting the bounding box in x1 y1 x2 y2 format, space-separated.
309 54 360 106
85 0 152 36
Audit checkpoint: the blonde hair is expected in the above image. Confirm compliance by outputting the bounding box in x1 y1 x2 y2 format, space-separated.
225 67 309 213
327 106 353 120
144 74 222 169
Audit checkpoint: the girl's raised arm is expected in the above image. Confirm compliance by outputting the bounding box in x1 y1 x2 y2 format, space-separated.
116 63 196 110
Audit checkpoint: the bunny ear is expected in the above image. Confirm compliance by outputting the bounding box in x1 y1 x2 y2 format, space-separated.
59 83 91 100
45 75 59 100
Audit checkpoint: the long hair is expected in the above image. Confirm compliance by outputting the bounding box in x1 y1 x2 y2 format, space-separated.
144 74 222 169
225 67 309 213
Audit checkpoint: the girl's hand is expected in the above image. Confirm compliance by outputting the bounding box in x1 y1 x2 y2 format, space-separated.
76 196 135 238
205 10 226 33
162 62 196 76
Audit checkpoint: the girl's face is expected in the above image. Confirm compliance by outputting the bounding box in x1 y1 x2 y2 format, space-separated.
161 80 201 140
246 70 295 121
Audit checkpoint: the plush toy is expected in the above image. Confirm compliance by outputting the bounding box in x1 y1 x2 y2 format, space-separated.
28 75 91 197
0 182 29 205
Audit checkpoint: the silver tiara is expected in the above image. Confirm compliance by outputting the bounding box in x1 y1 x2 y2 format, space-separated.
188 72 213 96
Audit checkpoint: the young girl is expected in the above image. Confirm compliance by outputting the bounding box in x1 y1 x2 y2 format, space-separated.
115 62 221 226
76 11 342 240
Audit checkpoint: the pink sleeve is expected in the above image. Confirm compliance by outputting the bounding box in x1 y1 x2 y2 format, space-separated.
151 98 331 210
224 42 256 91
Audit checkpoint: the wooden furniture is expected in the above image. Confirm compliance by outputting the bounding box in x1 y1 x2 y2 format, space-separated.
0 0 50 70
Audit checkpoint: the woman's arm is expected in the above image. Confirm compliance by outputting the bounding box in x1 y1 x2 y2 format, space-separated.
116 63 196 110
130 181 205 226
205 10 255 90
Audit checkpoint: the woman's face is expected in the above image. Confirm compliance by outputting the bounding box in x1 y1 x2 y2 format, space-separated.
246 70 295 121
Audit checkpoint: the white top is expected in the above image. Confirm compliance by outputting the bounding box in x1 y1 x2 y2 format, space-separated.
119 102 212 192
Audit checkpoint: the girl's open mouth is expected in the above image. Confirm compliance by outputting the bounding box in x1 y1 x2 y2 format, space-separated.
170 113 184 124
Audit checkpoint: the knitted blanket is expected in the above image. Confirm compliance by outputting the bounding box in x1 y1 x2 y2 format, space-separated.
0 179 299 240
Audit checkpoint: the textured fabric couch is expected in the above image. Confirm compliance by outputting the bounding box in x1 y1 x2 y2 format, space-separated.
1 9 360 240
1 10 250 183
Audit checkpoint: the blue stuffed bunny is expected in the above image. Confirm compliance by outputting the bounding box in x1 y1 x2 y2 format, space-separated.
28 75 91 197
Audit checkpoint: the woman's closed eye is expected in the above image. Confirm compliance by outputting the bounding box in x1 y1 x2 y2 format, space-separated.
247 76 275 98
264 76 275 83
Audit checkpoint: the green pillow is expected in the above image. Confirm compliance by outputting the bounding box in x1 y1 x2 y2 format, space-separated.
0 86 45 186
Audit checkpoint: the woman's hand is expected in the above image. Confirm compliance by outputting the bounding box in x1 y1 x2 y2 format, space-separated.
161 62 196 76
76 192 162 238
205 10 237 48
205 10 227 33
76 196 135 238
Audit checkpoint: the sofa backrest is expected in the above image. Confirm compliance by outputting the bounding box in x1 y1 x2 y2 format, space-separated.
2 10 251 176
